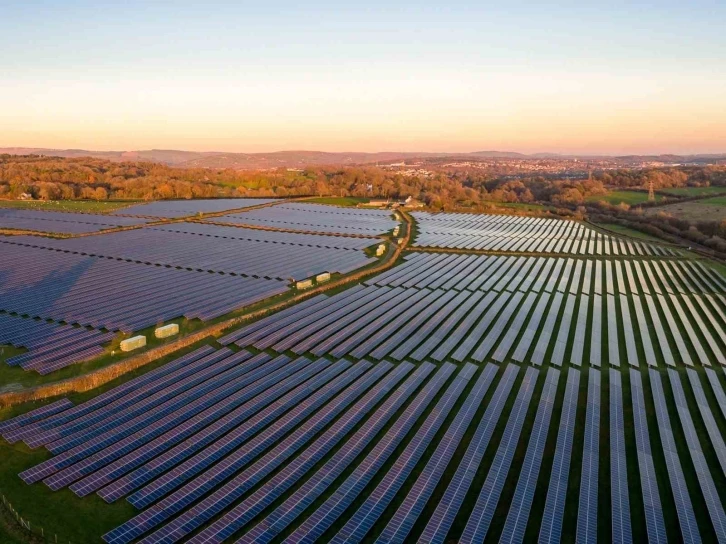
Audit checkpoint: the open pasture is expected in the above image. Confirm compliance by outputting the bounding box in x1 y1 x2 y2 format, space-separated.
645 199 726 222
586 190 661 205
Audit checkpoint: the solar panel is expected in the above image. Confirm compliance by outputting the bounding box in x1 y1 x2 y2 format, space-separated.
576 369 601 544
668 369 726 541
461 366 539 543
329 364 475 544
500 367 559 543
687 369 726 476
73 358 342 497
419 364 520 544
211 363 437 544
550 293 576 367
107 362 419 544
609 369 632 543
649 369 700 543
377 364 498 544
539 368 580 544
281 363 457 544
630 370 667 543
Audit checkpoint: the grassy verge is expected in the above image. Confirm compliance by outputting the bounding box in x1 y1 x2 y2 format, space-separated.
304 197 371 207
592 222 664 243
0 200 140 213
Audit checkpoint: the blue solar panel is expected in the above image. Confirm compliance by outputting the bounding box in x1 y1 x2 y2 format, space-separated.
118 363 427 544
460 366 539 543
419 364 519 544
73 358 341 498
669 368 726 541
104 361 405 544
649 370 700 543
630 370 666 544
377 364 498 544
500 367 559 543
609 369 632 543
576 369 600 544
539 368 580 544
329 364 475 543
286 363 456 544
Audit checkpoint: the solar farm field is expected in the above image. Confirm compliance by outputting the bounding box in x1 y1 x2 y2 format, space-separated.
0 201 396 376
112 199 279 218
0 208 152 234
2 208 726 544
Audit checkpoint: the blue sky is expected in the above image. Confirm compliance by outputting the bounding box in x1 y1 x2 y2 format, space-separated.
2 1 725 153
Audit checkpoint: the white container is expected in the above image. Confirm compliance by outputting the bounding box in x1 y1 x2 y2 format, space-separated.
296 279 313 290
120 335 147 352
393 226 400 236
316 272 331 283
155 323 179 339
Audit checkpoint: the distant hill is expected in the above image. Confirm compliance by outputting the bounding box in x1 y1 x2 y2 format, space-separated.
2 147 724 169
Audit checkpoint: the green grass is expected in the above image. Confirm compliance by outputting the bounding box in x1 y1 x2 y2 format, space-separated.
496 202 551 212
702 195 726 205
0 439 137 544
586 190 662 206
659 186 726 197
0 200 140 213
593 222 665 242
305 197 371 206
0 316 210 390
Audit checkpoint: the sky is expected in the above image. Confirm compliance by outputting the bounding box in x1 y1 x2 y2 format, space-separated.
1 1 725 155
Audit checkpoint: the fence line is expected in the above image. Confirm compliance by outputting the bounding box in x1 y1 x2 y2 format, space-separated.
1 492 72 544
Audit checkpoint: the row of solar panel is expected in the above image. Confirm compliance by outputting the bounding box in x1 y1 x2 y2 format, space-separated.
369 253 725 295
113 198 279 218
7 357 726 543
151 222 378 250
4 228 374 281
216 202 399 236
0 243 288 333
223 260 726 367
411 211 679 256
0 208 151 234
0 313 115 374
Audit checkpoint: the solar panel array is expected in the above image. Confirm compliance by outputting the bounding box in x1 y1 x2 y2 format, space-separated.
5 205 726 543
411 211 680 256
4 339 726 542
4 225 375 280
216 202 399 235
112 199 278 218
0 313 114 374
221 253 726 369
0 242 287 333
0 208 150 233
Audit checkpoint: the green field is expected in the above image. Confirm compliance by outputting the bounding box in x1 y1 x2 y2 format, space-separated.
703 195 726 206
593 222 665 243
587 190 662 206
660 186 726 197
0 200 139 213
